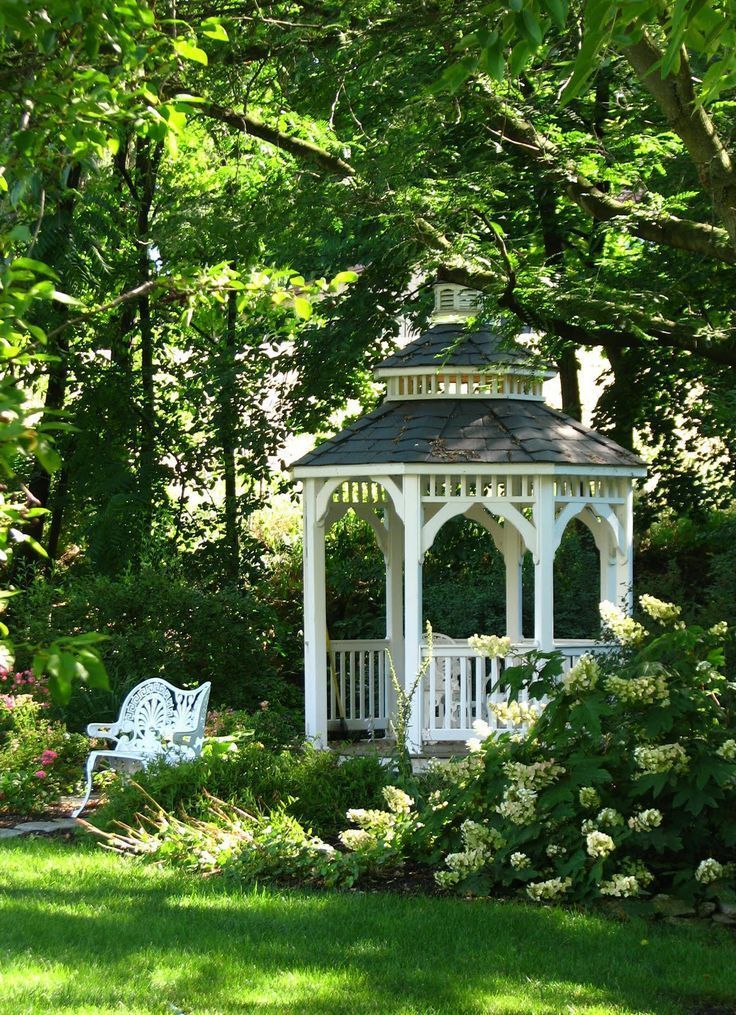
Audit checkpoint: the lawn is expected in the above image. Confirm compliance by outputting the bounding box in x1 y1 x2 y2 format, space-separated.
1 839 735 1015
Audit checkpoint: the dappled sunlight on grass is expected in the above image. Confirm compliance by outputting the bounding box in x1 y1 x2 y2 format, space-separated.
1 839 735 1013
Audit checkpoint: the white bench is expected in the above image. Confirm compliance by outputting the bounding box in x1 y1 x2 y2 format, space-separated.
73 678 211 818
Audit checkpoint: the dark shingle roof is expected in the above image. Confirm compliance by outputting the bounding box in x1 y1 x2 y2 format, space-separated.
376 323 548 371
292 399 644 469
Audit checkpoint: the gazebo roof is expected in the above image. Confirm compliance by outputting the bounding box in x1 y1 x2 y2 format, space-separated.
375 322 549 372
293 398 644 470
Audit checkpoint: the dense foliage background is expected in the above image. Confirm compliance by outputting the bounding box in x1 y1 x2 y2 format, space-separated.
3 0 736 718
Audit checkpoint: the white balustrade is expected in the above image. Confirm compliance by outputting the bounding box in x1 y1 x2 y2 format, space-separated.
327 640 390 731
326 637 613 741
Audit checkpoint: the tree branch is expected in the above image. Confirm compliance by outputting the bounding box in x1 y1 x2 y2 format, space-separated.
477 82 736 265
425 251 736 367
623 35 736 246
194 99 356 178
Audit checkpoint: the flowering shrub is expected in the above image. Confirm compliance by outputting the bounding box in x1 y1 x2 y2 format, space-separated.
0 667 51 710
90 784 419 889
422 599 736 906
0 692 87 813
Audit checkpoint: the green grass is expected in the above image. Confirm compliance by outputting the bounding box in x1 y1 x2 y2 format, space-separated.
1 840 736 1014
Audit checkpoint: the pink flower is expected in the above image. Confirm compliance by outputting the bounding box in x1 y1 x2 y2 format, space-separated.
33 770 47 779
1 695 14 710
40 750 58 766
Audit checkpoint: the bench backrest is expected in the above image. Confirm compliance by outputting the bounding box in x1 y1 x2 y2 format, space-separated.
115 679 211 756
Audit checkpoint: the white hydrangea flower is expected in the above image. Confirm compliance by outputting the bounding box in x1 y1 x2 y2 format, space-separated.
627 808 663 833
383 786 413 815
634 743 688 774
600 874 639 897
461 820 504 853
443 848 488 879
597 808 624 827
345 808 394 836
695 858 725 884
621 859 654 887
600 601 648 645
339 828 372 851
510 851 531 870
495 785 537 825
503 760 564 789
581 818 597 835
639 595 682 625
709 621 728 638
545 843 566 858
468 634 512 659
717 739 736 762
489 700 541 727
586 830 615 859
607 671 669 707
579 786 600 809
526 877 572 902
561 655 599 696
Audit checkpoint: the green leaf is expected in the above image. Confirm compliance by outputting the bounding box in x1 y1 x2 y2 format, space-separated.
294 296 312 320
430 55 477 95
200 17 228 41
520 9 544 46
11 258 59 280
0 640 14 670
332 270 359 285
51 289 82 306
479 39 505 82
173 38 209 66
34 437 61 474
542 0 567 28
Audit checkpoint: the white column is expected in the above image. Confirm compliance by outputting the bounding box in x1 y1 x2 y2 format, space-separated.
384 502 404 726
599 532 619 606
534 475 555 650
616 482 635 613
303 478 328 747
503 526 524 643
402 474 423 753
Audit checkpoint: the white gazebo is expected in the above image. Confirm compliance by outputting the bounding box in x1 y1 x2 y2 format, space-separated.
292 283 646 752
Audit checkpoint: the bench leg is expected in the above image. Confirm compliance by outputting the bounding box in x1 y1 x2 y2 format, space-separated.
72 754 97 818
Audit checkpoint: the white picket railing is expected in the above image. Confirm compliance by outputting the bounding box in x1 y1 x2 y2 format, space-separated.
327 637 613 740
328 639 390 731
421 639 614 740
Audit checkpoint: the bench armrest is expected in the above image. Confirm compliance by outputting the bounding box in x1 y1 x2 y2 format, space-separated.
86 721 133 743
171 729 198 748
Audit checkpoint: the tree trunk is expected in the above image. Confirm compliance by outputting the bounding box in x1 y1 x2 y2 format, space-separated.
134 138 162 526
20 164 82 560
221 287 239 580
534 182 582 420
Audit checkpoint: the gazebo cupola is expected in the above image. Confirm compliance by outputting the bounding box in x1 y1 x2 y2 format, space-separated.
292 282 646 751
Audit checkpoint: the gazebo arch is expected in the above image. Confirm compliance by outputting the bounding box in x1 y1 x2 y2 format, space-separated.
293 283 646 751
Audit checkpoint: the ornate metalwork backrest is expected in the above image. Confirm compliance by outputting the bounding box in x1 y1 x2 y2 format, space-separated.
116 679 211 755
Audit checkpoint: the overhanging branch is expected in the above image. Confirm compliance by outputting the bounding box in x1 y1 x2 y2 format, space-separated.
478 82 736 265
195 100 356 179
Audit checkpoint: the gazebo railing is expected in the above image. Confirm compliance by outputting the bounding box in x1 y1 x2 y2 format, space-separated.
328 639 390 731
327 638 614 740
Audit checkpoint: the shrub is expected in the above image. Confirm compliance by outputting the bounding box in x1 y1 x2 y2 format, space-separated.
421 598 736 906
205 703 302 749
90 784 418 889
0 689 88 814
90 739 390 841
8 567 300 729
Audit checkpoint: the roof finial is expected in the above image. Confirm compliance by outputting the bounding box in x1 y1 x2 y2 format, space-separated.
432 281 482 323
